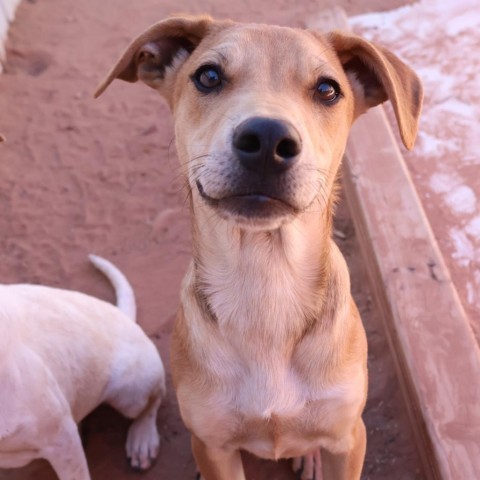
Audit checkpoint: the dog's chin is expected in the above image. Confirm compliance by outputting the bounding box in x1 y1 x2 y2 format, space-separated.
196 181 297 230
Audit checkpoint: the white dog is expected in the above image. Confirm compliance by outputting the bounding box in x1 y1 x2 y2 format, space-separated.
0 255 166 479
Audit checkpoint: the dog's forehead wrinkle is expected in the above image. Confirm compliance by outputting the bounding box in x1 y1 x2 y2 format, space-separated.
208 47 228 62
193 48 231 71
313 58 339 78
203 25 332 77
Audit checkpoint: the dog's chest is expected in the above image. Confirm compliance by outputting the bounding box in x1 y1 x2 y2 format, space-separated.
183 235 364 457
182 348 363 459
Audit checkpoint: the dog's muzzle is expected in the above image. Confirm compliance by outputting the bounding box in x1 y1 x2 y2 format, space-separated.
196 117 303 223
232 117 302 175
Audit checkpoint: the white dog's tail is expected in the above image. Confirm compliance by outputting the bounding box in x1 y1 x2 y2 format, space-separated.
88 254 137 322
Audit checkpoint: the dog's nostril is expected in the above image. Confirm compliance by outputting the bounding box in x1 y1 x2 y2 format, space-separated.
235 133 261 153
276 138 300 158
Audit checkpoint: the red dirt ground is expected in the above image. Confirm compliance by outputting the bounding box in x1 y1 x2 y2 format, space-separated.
0 0 422 479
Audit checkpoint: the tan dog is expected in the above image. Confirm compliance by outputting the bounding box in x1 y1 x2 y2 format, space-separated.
96 15 422 480
0 255 166 479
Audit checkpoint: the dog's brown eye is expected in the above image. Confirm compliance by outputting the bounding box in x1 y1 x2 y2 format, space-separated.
316 80 340 104
192 65 223 92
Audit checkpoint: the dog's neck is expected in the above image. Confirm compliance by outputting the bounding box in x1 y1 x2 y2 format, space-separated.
190 199 345 351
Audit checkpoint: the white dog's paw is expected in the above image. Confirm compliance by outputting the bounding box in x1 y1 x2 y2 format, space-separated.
126 416 160 470
292 450 323 480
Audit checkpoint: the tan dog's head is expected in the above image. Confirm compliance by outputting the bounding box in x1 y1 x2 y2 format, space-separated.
96 16 422 230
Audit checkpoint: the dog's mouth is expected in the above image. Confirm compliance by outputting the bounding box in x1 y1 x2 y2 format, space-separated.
196 180 297 221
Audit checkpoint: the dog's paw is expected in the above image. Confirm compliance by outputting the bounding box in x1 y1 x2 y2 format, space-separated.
292 450 323 480
126 417 160 471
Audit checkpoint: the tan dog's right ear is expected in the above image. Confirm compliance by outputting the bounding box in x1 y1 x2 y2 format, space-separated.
94 15 213 99
0 134 5 143
328 31 423 150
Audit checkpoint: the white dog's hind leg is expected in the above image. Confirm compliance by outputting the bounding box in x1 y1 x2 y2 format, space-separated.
125 393 162 470
105 343 165 471
42 416 91 480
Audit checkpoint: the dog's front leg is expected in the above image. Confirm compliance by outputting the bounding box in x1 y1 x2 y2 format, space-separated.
192 435 245 480
321 419 366 480
42 416 91 480
293 449 323 480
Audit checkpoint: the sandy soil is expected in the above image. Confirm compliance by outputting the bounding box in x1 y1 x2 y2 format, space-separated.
0 0 422 479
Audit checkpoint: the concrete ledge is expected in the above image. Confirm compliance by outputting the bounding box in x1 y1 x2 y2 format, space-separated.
309 7 480 480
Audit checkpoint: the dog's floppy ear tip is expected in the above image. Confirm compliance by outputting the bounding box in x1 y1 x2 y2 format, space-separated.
93 73 129 99
0 134 5 143
329 30 423 151
92 15 215 100
402 134 415 151
93 86 103 99
93 81 110 99
399 87 423 151
402 129 419 151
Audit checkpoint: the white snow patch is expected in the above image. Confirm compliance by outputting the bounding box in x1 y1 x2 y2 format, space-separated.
445 10 480 36
352 0 480 315
351 0 480 165
433 99 476 119
417 131 454 157
450 228 475 267
465 216 480 239
429 172 460 194
444 185 477 215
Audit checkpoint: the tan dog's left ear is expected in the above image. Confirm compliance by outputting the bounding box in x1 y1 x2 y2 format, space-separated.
328 31 423 150
94 15 213 100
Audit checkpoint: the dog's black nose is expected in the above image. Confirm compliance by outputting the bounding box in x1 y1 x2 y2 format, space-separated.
232 117 301 174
